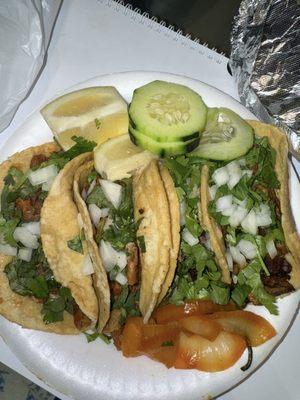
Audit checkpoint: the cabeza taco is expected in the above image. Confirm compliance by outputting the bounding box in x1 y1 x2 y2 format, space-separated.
0 139 98 333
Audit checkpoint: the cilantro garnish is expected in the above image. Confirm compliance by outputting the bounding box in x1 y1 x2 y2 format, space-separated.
84 331 111 344
137 236 146 253
87 185 112 209
43 136 97 170
161 341 174 347
67 235 83 254
4 244 75 323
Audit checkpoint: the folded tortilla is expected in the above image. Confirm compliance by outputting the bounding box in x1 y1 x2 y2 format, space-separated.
133 160 175 322
73 161 110 332
201 120 300 290
0 143 90 333
41 152 99 327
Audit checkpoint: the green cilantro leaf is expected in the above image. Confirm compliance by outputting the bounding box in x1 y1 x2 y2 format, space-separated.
84 332 111 344
161 341 174 347
67 235 83 254
44 136 97 170
137 236 146 253
86 185 112 209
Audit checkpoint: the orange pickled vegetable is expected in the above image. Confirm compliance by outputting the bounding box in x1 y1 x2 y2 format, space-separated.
174 330 247 372
209 310 276 346
153 300 237 324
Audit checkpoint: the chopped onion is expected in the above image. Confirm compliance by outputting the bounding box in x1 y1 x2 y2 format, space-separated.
191 185 199 198
18 247 32 262
266 240 277 259
256 213 272 227
241 209 257 235
233 198 247 206
115 251 127 270
0 243 17 256
115 272 128 285
101 208 109 218
242 169 253 178
99 240 117 272
226 161 242 189
226 250 233 271
180 201 186 226
99 240 127 272
209 185 218 200
182 228 198 246
100 179 123 209
81 188 87 200
21 222 40 236
216 195 233 213
13 227 39 249
203 233 212 251
28 165 58 186
228 171 242 189
255 204 272 227
237 239 257 259
229 245 246 266
228 205 248 227
104 217 113 231
222 204 237 217
88 204 103 226
212 167 230 187
82 254 94 275
87 179 96 196
42 176 56 192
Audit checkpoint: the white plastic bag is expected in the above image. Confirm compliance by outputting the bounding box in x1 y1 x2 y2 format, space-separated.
0 0 61 132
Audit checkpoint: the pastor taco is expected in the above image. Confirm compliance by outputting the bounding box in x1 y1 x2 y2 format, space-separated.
0 138 98 333
153 155 234 309
73 158 176 332
202 121 300 313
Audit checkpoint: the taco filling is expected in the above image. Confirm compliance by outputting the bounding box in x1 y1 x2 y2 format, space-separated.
207 133 295 314
0 138 96 329
159 155 232 306
77 167 142 336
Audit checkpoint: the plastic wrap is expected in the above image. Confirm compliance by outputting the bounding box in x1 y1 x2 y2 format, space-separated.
0 0 61 132
230 0 300 158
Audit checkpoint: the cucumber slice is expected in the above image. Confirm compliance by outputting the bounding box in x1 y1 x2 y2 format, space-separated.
129 80 207 143
191 108 254 161
129 124 199 157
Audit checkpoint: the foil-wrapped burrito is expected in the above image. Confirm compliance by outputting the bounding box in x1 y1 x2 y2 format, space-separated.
230 0 300 159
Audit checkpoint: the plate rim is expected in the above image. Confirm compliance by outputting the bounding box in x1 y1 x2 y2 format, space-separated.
0 70 299 400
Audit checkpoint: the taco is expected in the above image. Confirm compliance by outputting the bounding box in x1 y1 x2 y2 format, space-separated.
202 121 300 313
0 139 98 333
152 155 234 309
73 158 175 332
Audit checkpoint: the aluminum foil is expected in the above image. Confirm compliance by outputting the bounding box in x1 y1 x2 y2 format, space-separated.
230 0 300 159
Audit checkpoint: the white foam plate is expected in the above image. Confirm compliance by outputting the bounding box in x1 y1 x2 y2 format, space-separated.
0 71 299 400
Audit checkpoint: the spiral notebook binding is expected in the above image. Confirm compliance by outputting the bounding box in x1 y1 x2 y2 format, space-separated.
99 0 226 62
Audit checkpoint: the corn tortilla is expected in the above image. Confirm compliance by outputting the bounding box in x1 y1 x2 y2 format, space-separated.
41 152 98 326
0 143 80 333
73 161 110 332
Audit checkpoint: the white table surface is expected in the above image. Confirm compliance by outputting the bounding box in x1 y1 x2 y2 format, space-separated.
0 1 299 399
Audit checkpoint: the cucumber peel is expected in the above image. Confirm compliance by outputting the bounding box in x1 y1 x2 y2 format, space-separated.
191 108 254 161
129 80 207 143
